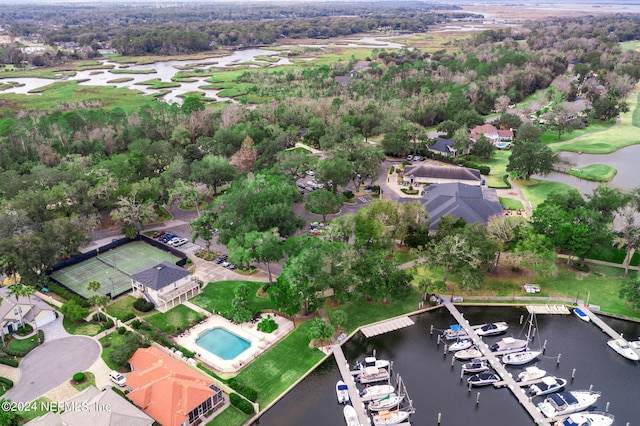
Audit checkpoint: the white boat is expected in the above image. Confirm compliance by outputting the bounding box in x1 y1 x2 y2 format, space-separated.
468 372 500 387
454 347 483 361
448 338 472 352
461 358 490 374
475 321 509 337
528 376 568 396
343 405 361 426
354 356 390 371
606 338 640 361
355 366 390 384
360 385 395 402
552 411 615 426
517 366 546 382
573 308 590 322
442 324 468 340
502 349 542 365
371 409 411 426
336 380 349 404
537 390 601 418
368 394 404 412
490 336 528 353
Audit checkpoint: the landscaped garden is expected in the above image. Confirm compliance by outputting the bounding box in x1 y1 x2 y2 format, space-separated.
191 280 276 317
145 305 205 334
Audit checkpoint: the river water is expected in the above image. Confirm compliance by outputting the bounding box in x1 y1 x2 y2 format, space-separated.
253 306 640 426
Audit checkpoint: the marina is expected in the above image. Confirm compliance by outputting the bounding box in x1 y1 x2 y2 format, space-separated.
578 306 640 359
361 316 415 338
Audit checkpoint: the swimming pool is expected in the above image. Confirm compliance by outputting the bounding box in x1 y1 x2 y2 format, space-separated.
195 327 251 360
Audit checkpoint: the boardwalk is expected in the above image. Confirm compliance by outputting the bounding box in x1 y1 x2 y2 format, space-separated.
443 302 551 426
361 316 415 338
331 344 371 426
580 306 640 358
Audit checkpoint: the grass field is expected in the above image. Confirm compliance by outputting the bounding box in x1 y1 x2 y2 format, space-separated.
145 304 204 334
514 179 578 209
190 280 275 317
540 119 615 145
499 197 524 210
206 406 250 426
99 332 126 370
478 150 510 187
566 164 617 181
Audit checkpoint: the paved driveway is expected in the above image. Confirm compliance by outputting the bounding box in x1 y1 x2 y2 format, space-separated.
5 336 100 403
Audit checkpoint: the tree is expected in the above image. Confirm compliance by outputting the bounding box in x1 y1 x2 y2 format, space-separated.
228 229 284 287
315 155 354 194
0 399 21 426
230 136 259 172
21 284 41 343
190 154 236 195
0 297 5 346
513 228 557 284
307 317 335 346
436 120 460 139
506 123 555 180
7 284 27 328
60 300 89 322
488 215 527 273
169 179 205 217
494 113 522 131
110 190 157 236
620 271 640 309
274 150 315 180
87 279 105 325
451 126 470 155
190 210 218 256
429 234 482 290
470 133 495 160
547 105 583 140
304 189 343 222
591 94 629 121
230 284 253 323
181 95 205 115
613 208 640 278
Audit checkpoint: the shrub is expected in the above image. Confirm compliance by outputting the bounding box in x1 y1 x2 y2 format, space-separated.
46 282 90 307
103 319 115 329
109 342 140 367
342 190 354 200
0 376 14 389
72 372 85 382
117 327 126 335
389 166 395 174
120 312 135 322
227 378 258 402
93 313 109 322
257 316 279 334
133 298 155 313
130 319 142 329
229 393 255 414
0 357 19 367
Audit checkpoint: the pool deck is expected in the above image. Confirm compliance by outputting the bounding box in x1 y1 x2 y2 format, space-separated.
174 313 294 374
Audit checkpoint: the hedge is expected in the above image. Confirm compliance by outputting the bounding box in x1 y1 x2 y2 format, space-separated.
0 377 14 388
46 283 90 307
0 357 19 367
73 372 85 382
229 393 255 414
227 378 258 402
133 298 155 312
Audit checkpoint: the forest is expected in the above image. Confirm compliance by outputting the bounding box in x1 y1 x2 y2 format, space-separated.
2 9 640 311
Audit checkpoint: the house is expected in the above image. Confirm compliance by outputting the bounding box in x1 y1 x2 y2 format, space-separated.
403 164 482 186
469 124 514 145
428 137 456 157
127 346 225 426
27 387 154 426
0 286 57 336
412 182 503 230
334 73 355 86
130 261 200 313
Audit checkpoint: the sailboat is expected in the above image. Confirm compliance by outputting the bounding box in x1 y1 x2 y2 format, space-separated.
503 312 542 365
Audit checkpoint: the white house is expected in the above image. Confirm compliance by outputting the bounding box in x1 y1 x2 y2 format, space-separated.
0 286 57 336
130 261 200 313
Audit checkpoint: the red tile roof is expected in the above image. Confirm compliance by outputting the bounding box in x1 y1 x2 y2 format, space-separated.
128 346 215 426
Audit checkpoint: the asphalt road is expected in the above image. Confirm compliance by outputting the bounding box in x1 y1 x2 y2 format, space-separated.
5 336 101 403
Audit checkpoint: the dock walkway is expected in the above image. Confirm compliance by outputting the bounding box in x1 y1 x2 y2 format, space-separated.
331 344 371 426
443 302 551 426
580 306 640 358
361 316 414 338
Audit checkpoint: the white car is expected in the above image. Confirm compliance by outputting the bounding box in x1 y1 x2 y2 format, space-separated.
109 370 126 387
306 170 314 176
167 237 181 246
173 238 188 247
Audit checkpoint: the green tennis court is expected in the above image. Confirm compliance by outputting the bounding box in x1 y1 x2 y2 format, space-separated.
50 241 181 299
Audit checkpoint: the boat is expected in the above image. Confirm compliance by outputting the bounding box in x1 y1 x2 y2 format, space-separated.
475 321 509 337
502 349 542 365
537 390 601 418
467 372 500 387
368 394 404 412
528 376 568 396
490 336 528 353
442 324 468 340
606 338 640 361
629 339 640 350
336 380 349 404
360 385 395 402
355 366 390 384
448 338 472 352
454 347 483 361
343 405 361 426
517 366 546 382
573 308 590 322
371 409 411 426
354 356 390 371
461 358 490 374
552 411 615 426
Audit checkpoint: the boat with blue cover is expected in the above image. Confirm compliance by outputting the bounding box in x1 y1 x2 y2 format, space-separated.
573 308 590 322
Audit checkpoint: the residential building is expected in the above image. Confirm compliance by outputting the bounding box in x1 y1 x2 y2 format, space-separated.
411 182 503 230
130 261 199 313
428 137 456 157
127 346 225 426
0 286 56 336
403 164 482 186
469 124 514 144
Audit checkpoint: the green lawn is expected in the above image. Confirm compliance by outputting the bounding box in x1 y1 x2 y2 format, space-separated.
62 317 103 336
206 406 250 426
145 304 204 334
106 295 151 321
478 150 510 188
191 280 275 317
7 335 39 352
99 332 126 370
566 164 617 182
620 41 640 51
540 119 614 145
499 197 524 210
18 397 56 421
71 371 96 392
516 179 578 209
233 320 325 407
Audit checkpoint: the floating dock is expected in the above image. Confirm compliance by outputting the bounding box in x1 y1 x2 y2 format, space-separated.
361 316 414 338
443 302 551 426
578 306 640 358
331 344 371 426
526 304 570 315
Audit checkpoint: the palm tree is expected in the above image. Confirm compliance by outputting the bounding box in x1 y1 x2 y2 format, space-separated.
8 284 27 330
87 280 103 324
21 285 41 343
0 296 6 346
614 209 640 278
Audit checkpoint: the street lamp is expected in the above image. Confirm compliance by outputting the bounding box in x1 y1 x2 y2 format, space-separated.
107 275 115 300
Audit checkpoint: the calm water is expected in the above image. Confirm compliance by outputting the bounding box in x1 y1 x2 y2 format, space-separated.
253 307 640 426
195 327 251 360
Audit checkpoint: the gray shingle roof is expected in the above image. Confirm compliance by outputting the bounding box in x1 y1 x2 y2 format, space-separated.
403 164 481 181
429 137 455 155
409 183 503 230
131 261 191 291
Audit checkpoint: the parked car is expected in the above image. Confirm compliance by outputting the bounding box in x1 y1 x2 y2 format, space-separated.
162 233 177 243
109 370 126 387
222 261 230 268
407 155 413 161
167 237 181 246
215 255 228 264
173 238 188 247
152 231 165 239
228 264 236 270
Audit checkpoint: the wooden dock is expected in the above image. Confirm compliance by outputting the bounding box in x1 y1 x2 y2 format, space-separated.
361 316 415 338
579 306 640 358
331 344 371 426
526 304 570 315
443 302 551 426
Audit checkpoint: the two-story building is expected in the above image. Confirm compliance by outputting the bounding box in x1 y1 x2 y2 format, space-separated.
130 261 200 313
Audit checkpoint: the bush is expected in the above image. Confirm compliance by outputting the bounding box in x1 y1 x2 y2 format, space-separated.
0 357 19 367
117 327 126 335
72 372 85 382
229 393 255 414
120 312 135 322
389 166 395 174
227 378 258 402
342 190 354 200
103 319 115 329
0 376 14 388
257 316 279 334
130 319 142 329
133 298 155 313
46 282 90 307
93 313 109 322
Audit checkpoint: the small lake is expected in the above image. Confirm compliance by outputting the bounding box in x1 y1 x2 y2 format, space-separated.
253 306 640 426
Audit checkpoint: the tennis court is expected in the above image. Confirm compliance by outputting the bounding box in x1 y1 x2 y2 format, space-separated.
50 241 181 299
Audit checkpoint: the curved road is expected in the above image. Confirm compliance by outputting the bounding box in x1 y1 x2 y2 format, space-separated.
5 336 101 403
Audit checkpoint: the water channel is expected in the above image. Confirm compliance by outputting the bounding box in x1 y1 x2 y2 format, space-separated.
253 306 640 426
